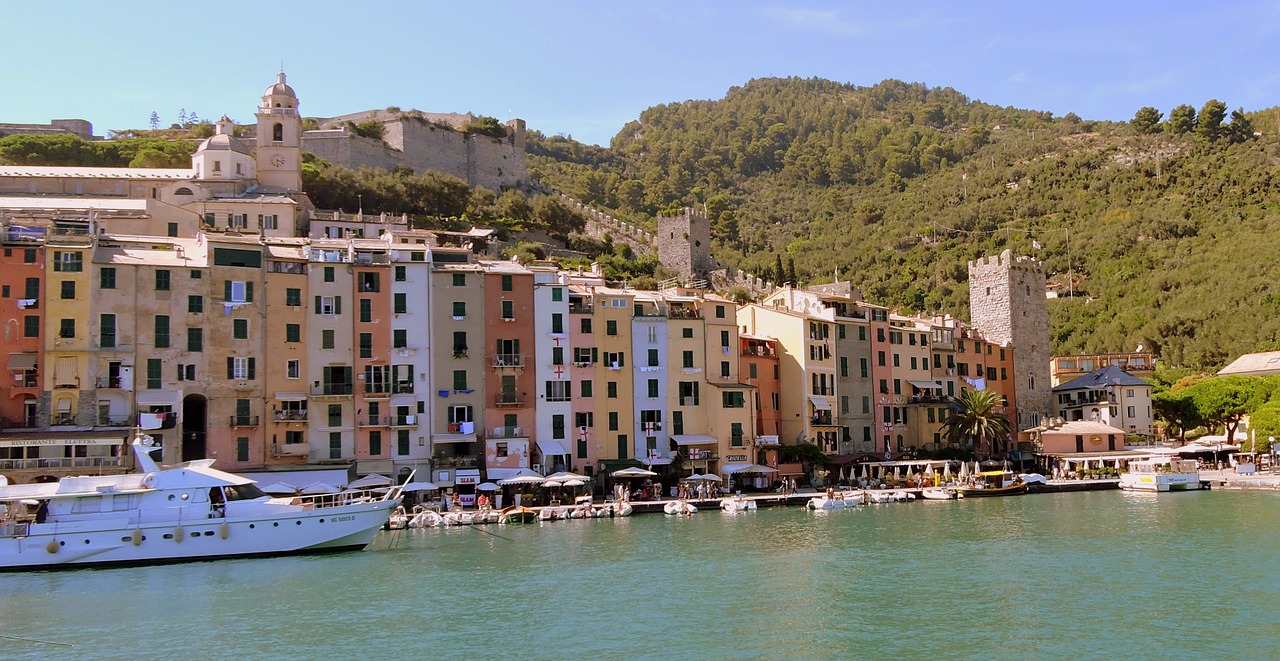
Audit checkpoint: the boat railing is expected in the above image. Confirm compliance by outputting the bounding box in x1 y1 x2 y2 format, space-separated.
284 487 392 510
0 521 31 538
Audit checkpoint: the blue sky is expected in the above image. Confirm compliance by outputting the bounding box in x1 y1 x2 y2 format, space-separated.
4 2 1278 145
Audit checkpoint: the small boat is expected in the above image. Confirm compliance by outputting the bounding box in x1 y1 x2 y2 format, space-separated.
386 505 410 529
1118 458 1203 492
538 506 568 521
499 506 537 524
441 511 474 526
663 500 697 516
868 490 908 503
614 502 633 517
409 509 444 528
920 487 958 500
958 471 1028 498
720 496 758 512
806 490 861 510
0 431 403 570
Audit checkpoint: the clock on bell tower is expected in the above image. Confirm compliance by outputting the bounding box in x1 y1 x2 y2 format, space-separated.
255 72 302 192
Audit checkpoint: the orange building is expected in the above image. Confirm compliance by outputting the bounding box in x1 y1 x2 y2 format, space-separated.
482 262 537 479
0 235 43 428
352 239 395 474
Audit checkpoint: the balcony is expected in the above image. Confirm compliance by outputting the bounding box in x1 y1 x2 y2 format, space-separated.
491 353 524 369
273 409 308 423
432 455 478 468
230 415 260 427
811 413 834 426
95 377 125 389
393 381 415 395
363 384 392 399
494 394 523 408
667 307 701 319
489 425 525 439
52 413 77 426
907 395 946 405
0 456 122 471
390 415 417 428
271 443 309 457
358 416 390 428
311 383 354 398
683 449 718 460
569 303 593 314
97 414 132 427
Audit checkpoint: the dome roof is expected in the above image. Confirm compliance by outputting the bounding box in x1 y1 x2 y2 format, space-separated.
264 71 296 99
196 132 250 155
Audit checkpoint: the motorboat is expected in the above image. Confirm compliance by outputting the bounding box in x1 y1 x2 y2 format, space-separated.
409 508 444 528
663 500 697 515
958 471 1028 498
720 496 758 512
0 431 402 570
499 506 537 524
868 490 909 503
387 506 410 529
538 506 568 521
1118 458 1203 492
920 487 959 500
806 490 863 510
441 511 474 526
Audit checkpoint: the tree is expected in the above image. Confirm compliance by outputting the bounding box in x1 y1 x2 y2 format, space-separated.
1244 403 1280 453
1185 376 1265 444
461 116 507 139
1225 107 1254 143
1131 107 1163 134
773 254 785 287
940 388 1012 456
149 111 160 131
786 256 798 287
1165 104 1197 134
1195 99 1227 142
1152 388 1202 442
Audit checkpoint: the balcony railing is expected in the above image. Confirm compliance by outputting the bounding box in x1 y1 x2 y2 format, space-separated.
491 353 524 368
97 414 132 427
393 381 414 394
569 304 593 314
230 415 260 427
273 409 308 422
52 413 77 425
358 416 389 428
494 394 523 407
489 426 525 439
811 414 834 426
432 455 478 468
364 384 392 398
390 415 417 428
311 383 354 396
95 377 124 389
272 443 309 457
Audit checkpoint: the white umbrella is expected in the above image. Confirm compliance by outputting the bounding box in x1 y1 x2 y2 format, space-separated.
399 481 439 492
682 474 705 482
542 479 564 488
611 467 657 478
701 473 722 482
543 471 591 482
259 482 297 495
562 479 586 487
348 474 393 489
301 482 340 495
476 482 499 491
498 475 548 486
942 462 952 479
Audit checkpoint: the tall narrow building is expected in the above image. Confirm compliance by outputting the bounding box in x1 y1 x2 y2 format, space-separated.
968 250 1050 431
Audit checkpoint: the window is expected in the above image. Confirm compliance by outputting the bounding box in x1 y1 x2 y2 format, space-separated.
731 422 744 447
260 214 278 230
59 319 75 339
545 381 570 402
53 251 82 272
606 320 617 336
893 354 900 367
369 431 382 456
840 357 848 377
648 349 660 367
233 319 248 339
224 280 253 303
722 391 745 408
188 295 204 313
501 274 513 291
393 329 407 348
394 293 407 314
453 331 468 354
323 266 335 282
910 357 917 370
394 266 406 282
359 333 373 358
682 351 694 368
607 382 617 399
580 318 592 333
176 364 195 381
720 361 730 378
145 359 162 389
359 299 372 323
322 330 335 349
100 267 116 289
501 300 514 320
748 363 757 379
23 316 38 337
608 411 619 431
329 432 342 460
552 347 564 365
287 359 300 379
155 270 171 291
285 324 301 343
715 305 726 319
878 351 886 367
452 370 468 392
580 380 592 398
227 357 255 380
678 381 699 406
23 249 35 263
552 287 563 302
315 296 341 315
452 273 466 287
60 281 75 299
328 405 343 427
155 316 170 348
720 330 730 347
551 313 563 334
99 314 116 348
358 272 379 293
604 352 624 368
187 328 203 352
286 288 302 307
647 379 659 398
681 327 693 339
452 302 466 318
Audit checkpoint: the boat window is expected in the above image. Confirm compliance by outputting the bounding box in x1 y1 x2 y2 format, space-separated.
223 484 267 501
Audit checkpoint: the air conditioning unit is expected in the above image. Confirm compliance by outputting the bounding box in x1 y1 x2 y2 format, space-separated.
531 464 542 473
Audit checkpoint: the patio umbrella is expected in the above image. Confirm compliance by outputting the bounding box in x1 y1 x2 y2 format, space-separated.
682 474 704 482
348 474 393 489
544 471 591 482
562 479 586 488
301 482 339 495
942 463 952 479
399 481 439 492
700 473 722 482
611 467 657 478
958 462 969 480
498 475 548 486
476 482 499 491
259 482 297 495
541 479 564 488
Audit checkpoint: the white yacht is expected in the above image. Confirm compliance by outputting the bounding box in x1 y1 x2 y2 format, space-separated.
1118 457 1203 492
0 432 403 570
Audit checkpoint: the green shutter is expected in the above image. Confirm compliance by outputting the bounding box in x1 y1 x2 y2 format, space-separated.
227 357 235 379
224 280 232 301
315 295 322 314
248 357 256 380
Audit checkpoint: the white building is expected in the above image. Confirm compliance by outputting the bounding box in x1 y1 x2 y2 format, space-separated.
1052 365 1154 436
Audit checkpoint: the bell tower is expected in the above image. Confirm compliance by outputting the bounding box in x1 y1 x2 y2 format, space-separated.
254 72 302 192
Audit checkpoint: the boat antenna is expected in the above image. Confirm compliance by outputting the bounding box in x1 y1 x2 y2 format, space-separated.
0 633 75 648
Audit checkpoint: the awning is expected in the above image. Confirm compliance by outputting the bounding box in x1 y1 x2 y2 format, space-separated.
537 440 569 456
808 396 831 411
432 433 476 444
135 391 177 406
722 463 778 474
909 380 941 390
7 353 37 370
274 392 307 401
671 435 718 446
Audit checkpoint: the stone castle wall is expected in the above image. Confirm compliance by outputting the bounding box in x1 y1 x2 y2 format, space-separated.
968 249 1052 430
657 208 715 280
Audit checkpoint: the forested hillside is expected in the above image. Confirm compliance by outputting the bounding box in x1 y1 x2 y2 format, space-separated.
528 77 1280 371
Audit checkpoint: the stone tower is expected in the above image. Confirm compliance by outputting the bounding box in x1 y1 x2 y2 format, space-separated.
255 72 303 192
657 207 714 282
968 249 1051 431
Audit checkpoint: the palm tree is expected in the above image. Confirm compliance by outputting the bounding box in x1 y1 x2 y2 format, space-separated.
940 388 1012 456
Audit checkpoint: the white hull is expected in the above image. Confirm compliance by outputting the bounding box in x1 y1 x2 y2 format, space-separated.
920 488 958 500
720 497 758 512
0 499 396 570
664 501 697 515
1118 474 1202 492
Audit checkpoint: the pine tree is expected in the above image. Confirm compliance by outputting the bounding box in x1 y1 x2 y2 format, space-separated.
787 257 798 287
149 111 160 131
774 254 785 286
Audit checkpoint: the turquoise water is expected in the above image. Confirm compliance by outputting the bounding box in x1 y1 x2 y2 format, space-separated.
2 491 1278 660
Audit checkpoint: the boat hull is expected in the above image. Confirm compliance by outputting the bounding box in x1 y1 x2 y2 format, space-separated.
1118 474 1203 492
958 483 1027 497
0 498 397 571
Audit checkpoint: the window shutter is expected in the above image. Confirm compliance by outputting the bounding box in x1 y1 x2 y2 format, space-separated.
246 282 254 302
335 296 342 315
226 357 235 379
314 295 321 314
177 365 184 381
224 280 232 301
248 357 256 380
592 347 598 362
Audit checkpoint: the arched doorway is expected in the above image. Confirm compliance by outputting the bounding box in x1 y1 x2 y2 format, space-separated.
182 394 208 461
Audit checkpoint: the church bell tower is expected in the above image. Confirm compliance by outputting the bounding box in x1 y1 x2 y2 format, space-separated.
255 72 302 192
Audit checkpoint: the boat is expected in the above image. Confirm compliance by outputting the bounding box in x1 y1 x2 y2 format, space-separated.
663 500 697 515
868 490 909 503
1118 457 1203 492
958 471 1028 498
0 432 403 570
409 508 444 528
806 490 863 510
920 487 958 500
499 506 537 524
387 506 410 529
720 496 758 512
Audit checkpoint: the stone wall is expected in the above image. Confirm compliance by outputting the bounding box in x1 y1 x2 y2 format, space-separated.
560 195 655 256
968 249 1052 430
657 207 715 280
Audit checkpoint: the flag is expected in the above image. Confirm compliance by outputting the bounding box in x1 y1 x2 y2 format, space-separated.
1032 239 1042 250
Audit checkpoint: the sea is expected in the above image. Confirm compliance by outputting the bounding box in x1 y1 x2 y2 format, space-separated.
2 490 1277 660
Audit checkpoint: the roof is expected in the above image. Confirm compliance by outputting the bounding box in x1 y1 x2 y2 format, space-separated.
196 132 250 154
0 165 194 179
1218 350 1280 377
0 196 149 211
1031 420 1129 436
1053 365 1152 391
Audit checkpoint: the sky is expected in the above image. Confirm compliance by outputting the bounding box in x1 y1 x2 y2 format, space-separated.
4 1 1279 146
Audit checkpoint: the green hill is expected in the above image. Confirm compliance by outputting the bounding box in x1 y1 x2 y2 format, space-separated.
528 77 1280 371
